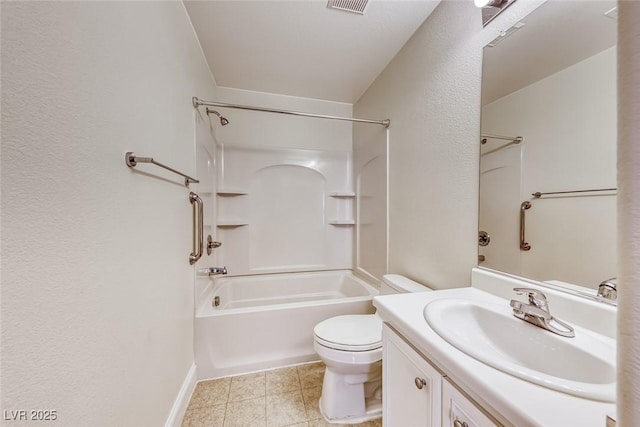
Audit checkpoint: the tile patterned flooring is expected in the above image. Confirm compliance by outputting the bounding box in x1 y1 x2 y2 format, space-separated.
182 362 382 427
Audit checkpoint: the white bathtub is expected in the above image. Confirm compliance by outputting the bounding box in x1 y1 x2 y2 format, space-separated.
194 270 378 379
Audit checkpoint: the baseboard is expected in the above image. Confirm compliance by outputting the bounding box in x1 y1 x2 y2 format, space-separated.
165 363 197 427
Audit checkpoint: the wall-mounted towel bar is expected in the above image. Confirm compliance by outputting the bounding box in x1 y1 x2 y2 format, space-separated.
480 134 523 144
520 187 616 252
532 188 617 198
125 152 199 187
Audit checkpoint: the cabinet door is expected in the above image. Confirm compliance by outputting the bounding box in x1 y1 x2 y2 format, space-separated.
442 378 500 427
383 324 442 427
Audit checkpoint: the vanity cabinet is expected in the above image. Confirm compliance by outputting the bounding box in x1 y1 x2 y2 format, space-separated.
383 324 500 427
383 324 443 427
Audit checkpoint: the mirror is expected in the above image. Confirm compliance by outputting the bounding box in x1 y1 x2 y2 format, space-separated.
479 0 617 297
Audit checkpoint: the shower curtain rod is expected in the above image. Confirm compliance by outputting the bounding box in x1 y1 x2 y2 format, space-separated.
192 97 390 128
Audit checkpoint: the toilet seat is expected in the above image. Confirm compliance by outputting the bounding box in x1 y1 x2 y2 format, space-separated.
314 315 382 351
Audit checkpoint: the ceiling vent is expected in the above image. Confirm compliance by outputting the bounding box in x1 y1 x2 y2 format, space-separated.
327 0 369 15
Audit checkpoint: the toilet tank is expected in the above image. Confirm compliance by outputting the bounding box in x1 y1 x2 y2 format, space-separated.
379 274 432 295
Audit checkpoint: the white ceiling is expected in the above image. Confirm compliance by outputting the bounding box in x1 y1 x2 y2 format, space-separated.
482 0 617 105
184 0 441 103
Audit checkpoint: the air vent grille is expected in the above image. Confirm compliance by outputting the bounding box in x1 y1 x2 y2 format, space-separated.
327 0 369 15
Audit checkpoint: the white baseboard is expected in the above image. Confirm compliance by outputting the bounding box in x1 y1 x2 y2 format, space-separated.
165 363 197 427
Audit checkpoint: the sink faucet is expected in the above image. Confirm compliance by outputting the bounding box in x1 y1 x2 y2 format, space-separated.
597 277 617 301
510 288 575 338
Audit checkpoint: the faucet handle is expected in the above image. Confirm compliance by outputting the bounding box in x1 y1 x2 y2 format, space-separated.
597 278 617 300
513 288 549 310
197 266 228 276
513 287 547 299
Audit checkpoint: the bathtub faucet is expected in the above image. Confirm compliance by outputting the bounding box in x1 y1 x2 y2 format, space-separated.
198 266 228 276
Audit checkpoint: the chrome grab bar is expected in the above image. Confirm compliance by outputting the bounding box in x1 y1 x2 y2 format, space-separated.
520 201 531 251
480 134 523 144
125 152 199 187
532 188 616 198
189 192 204 265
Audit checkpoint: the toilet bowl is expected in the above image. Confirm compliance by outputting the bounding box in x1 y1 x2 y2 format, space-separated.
313 274 431 424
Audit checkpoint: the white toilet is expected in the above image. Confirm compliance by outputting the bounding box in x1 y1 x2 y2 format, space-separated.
313 274 431 424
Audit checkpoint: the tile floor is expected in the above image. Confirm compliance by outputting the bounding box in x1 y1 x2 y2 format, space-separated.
181 362 382 427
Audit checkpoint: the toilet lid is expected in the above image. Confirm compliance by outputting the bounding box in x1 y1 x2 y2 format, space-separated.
314 315 382 351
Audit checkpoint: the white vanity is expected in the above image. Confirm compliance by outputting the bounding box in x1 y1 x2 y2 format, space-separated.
374 268 616 427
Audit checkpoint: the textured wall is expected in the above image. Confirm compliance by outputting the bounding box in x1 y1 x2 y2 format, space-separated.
1 2 216 425
617 0 640 423
213 87 353 151
354 1 483 289
353 0 544 290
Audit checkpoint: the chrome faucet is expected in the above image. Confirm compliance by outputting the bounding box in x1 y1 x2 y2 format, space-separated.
509 288 575 338
197 266 228 276
597 277 617 301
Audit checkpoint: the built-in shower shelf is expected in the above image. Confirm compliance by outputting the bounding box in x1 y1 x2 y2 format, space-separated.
329 192 355 198
328 219 355 225
217 188 248 196
217 220 249 227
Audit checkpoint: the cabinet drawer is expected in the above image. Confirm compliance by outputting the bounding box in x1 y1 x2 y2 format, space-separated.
442 378 500 427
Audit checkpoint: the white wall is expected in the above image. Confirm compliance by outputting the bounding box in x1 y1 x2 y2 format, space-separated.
213 87 353 151
353 0 545 290
482 47 617 288
353 123 388 284
354 1 481 289
1 2 216 425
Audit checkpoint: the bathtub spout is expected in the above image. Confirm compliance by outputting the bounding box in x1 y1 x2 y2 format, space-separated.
198 266 228 276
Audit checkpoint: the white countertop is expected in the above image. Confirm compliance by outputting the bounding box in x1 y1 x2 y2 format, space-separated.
374 287 616 427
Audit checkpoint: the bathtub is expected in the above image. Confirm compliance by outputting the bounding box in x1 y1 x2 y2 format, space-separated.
194 270 378 379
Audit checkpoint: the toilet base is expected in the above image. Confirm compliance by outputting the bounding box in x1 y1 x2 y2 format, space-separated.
317 366 382 424
319 396 382 425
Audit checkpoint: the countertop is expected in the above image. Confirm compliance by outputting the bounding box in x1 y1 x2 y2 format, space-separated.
374 287 616 427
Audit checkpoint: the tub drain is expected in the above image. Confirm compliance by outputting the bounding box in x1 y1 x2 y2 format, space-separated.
213 296 220 308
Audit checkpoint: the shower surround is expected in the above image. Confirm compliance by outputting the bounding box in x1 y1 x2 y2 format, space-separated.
193 142 378 379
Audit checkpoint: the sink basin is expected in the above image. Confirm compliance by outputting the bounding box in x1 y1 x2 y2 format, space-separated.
424 298 616 402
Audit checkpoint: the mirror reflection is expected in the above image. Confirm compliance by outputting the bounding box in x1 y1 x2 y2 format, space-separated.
479 1 617 294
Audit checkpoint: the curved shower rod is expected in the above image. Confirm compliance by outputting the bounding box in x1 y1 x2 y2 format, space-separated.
192 97 390 128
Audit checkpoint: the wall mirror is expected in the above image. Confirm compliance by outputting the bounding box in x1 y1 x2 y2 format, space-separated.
478 0 617 299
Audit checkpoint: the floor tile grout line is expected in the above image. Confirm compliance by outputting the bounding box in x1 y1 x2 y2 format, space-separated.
296 365 312 422
185 364 329 427
223 377 232 427
295 367 310 424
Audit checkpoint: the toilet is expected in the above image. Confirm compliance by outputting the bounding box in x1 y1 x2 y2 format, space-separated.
313 274 432 424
